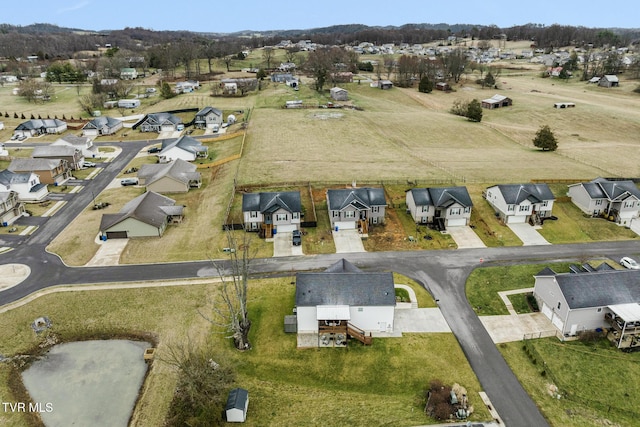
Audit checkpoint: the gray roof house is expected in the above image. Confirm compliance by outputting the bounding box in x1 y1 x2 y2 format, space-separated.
32 145 83 170
295 259 395 347
52 135 98 159
82 116 123 136
194 106 223 129
485 183 555 224
568 177 640 226
534 266 640 349
326 187 387 232
133 112 182 133
406 186 473 227
100 191 184 239
8 158 71 185
158 136 208 163
0 190 25 226
225 388 249 423
137 159 201 193
0 169 48 202
14 119 67 137
242 191 301 236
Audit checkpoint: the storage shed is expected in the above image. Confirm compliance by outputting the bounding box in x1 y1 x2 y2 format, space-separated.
225 388 249 423
330 87 348 101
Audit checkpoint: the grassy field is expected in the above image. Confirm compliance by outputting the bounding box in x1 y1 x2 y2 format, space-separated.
0 277 487 426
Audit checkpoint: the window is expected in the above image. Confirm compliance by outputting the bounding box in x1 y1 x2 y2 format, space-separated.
249 211 258 218
292 212 299 219
357 307 363 312
449 208 461 215
519 205 530 212
597 307 602 313
332 211 340 218
508 205 515 212
421 206 429 212
464 207 471 213
344 211 355 218
557 302 561 310
372 206 379 213
372 216 378 224
276 213 288 222
624 201 635 208
595 199 603 206
542 201 548 207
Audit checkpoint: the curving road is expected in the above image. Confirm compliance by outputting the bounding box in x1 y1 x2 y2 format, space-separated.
2 141 640 426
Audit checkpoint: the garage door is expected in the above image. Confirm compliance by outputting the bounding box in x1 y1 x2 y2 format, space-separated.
276 224 297 233
446 218 467 227
551 313 564 332
507 215 526 224
334 221 356 230
541 303 553 320
106 231 128 239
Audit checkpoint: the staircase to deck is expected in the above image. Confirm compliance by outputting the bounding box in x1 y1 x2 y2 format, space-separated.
347 323 372 345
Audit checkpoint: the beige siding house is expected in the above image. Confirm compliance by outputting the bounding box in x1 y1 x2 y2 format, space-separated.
137 159 201 193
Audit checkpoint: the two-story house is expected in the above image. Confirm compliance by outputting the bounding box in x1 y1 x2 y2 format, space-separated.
0 170 48 202
8 158 71 185
568 177 640 226
485 183 555 224
406 186 473 228
242 191 301 237
0 191 25 226
327 187 387 233
194 107 223 130
32 145 83 170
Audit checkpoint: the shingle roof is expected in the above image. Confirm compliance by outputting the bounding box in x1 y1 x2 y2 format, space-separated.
296 259 395 306
8 158 64 172
0 169 31 186
327 188 387 211
138 159 200 186
160 135 207 156
410 187 472 208
195 106 222 117
225 388 248 411
83 116 122 130
482 94 510 104
242 191 301 213
541 269 640 309
32 145 78 158
100 191 176 231
15 119 66 130
494 183 554 204
133 112 182 129
587 178 640 201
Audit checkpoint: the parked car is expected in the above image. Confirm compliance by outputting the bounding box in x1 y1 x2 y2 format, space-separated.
10 134 19 140
82 161 96 168
17 135 27 141
292 230 302 246
147 147 161 154
620 257 640 270
120 178 138 186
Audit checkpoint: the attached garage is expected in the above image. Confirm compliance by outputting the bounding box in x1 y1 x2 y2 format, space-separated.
507 215 527 224
105 231 128 239
333 221 356 230
541 302 553 320
276 224 297 233
446 218 467 227
551 313 564 332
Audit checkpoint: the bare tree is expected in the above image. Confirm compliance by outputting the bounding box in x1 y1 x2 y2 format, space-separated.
200 231 254 350
262 47 274 70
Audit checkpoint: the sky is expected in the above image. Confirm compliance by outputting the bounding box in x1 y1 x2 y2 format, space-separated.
3 0 638 33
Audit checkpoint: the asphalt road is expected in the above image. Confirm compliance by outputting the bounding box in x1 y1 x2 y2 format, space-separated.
2 140 640 426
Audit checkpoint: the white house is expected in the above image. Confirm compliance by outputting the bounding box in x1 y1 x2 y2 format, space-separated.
14 119 67 137
326 187 387 232
81 116 123 137
0 169 48 202
568 177 640 226
295 259 395 348
157 136 208 163
225 388 249 423
484 183 555 224
242 191 301 236
0 191 25 226
117 99 140 109
533 264 640 350
406 186 473 227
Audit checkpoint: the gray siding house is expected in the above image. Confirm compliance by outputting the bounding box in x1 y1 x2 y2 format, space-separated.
32 145 83 170
137 159 201 193
242 191 301 237
406 186 473 227
194 107 223 129
327 187 387 232
82 116 123 136
133 112 182 133
568 177 640 226
485 183 554 224
14 119 67 137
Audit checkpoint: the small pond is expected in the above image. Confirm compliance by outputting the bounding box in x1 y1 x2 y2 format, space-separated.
21 340 150 427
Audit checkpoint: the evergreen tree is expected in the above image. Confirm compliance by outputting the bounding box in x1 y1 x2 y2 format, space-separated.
418 76 433 93
533 125 558 151
466 99 483 122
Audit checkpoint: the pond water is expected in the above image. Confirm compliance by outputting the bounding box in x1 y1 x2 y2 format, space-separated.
21 340 150 427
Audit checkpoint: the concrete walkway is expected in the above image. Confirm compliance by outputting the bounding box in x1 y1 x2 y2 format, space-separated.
507 223 550 246
446 226 487 249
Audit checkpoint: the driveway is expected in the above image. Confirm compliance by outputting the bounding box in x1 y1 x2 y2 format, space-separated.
332 229 365 253
446 226 486 249
507 223 550 245
273 232 303 257
85 236 129 266
393 308 451 333
480 313 557 343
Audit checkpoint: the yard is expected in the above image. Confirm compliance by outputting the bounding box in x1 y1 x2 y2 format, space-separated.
0 276 487 426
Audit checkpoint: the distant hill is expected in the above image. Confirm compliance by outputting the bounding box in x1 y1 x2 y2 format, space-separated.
0 23 88 34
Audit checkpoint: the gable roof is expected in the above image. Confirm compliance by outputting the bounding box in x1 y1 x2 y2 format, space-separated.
242 191 301 214
295 259 395 307
0 169 32 186
482 94 511 104
537 269 640 309
15 119 66 130
83 116 122 130
575 177 640 201
32 145 78 158
410 187 472 208
195 106 222 118
225 388 248 411
100 191 178 231
160 135 207 156
602 74 619 83
138 159 200 186
492 183 554 205
8 158 65 172
327 188 387 211
133 112 182 129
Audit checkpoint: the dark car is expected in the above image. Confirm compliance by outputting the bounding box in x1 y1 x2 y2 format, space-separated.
147 147 161 154
292 230 302 246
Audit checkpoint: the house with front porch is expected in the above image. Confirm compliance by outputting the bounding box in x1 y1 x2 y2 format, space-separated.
8 158 70 185
0 191 25 226
0 170 48 202
82 116 123 137
568 177 640 226
137 159 201 193
133 112 182 133
534 266 640 350
484 183 554 225
14 119 67 137
327 187 387 233
406 186 473 228
242 191 301 237
157 136 208 163
295 259 395 348
32 145 83 170
194 107 223 130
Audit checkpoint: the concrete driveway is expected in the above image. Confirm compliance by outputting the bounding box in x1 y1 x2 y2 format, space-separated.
393 308 451 334
273 232 303 257
86 236 129 266
507 223 550 245
332 229 365 253
480 313 556 343
446 226 486 248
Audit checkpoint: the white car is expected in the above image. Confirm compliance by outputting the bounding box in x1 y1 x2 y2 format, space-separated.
83 161 96 168
620 257 640 270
